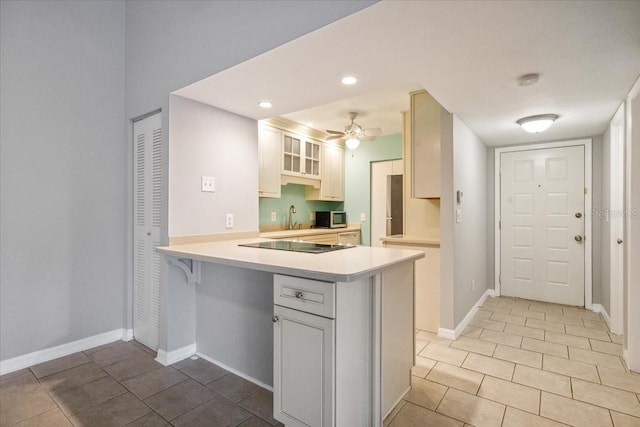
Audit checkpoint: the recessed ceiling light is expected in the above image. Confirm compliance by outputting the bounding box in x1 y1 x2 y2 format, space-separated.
258 101 272 109
516 114 559 133
341 76 357 85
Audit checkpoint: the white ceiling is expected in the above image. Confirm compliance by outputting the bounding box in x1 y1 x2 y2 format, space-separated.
175 1 640 147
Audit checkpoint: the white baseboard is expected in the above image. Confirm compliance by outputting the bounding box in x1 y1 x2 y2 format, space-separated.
438 289 495 340
591 304 613 332
122 329 134 342
155 343 196 366
0 328 129 376
196 352 273 392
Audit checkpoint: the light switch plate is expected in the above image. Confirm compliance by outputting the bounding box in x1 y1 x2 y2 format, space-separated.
201 176 215 192
271 212 276 221
360 213 366 221
456 208 462 223
225 213 234 229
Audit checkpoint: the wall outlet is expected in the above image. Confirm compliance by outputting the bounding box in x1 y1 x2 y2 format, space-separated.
360 213 366 221
201 176 215 192
271 211 276 221
472 279 476 291
225 213 234 229
456 208 462 223
309 212 314 221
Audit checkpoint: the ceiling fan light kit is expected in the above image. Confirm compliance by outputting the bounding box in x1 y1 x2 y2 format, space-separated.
325 111 382 150
517 114 558 133
345 138 360 150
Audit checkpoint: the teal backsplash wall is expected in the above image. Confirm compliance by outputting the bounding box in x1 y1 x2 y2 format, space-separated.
259 133 402 239
344 133 403 246
259 184 343 229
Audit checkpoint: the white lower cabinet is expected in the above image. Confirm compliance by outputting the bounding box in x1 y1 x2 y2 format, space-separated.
273 305 335 427
273 273 378 427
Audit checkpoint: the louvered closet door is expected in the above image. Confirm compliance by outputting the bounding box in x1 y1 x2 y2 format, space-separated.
133 112 162 350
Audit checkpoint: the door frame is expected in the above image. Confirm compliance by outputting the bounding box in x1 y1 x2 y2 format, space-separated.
494 139 593 308
609 104 625 334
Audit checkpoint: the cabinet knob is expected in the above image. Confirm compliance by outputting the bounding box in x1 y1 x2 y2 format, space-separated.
295 291 304 299
272 315 279 323
617 239 624 244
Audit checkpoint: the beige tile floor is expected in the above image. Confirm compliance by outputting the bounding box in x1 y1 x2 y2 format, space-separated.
2 296 640 426
385 296 640 427
0 340 283 427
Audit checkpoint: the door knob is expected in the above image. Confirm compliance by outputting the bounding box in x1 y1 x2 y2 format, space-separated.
617 239 624 244
575 235 583 242
272 315 279 323
575 212 582 218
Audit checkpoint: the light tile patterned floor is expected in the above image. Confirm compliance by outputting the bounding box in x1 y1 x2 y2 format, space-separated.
2 296 639 426
385 296 640 427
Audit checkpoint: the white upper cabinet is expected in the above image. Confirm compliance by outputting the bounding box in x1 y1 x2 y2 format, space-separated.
258 124 282 198
306 142 344 201
282 131 321 180
411 90 450 199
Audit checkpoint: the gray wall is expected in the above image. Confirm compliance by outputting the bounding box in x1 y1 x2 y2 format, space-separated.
452 117 489 325
0 0 375 362
0 1 127 360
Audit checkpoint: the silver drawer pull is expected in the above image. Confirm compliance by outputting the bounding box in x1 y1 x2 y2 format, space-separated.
295 291 304 299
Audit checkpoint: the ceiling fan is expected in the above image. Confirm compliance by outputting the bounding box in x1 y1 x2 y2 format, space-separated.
326 112 382 149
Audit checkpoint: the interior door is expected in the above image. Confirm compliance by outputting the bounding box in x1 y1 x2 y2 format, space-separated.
500 146 585 305
133 112 162 349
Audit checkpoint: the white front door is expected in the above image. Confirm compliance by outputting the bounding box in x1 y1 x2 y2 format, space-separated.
133 112 162 349
500 146 585 306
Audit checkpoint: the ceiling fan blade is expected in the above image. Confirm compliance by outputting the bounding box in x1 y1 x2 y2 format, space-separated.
361 135 378 142
326 129 345 135
326 134 344 141
361 127 382 137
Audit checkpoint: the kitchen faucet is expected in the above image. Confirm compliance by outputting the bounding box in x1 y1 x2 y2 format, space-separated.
288 205 296 230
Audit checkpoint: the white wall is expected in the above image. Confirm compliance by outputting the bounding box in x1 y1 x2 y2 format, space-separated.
0 1 127 360
168 96 259 236
452 117 488 325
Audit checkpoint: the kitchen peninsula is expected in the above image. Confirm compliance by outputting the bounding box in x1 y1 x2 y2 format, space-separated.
156 237 423 426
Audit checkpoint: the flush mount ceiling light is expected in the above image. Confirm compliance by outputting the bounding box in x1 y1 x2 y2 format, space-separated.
341 76 357 85
516 114 559 133
258 101 272 109
517 73 540 87
345 137 360 150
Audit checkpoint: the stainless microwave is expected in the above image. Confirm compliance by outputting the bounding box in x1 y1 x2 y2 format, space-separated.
315 211 347 228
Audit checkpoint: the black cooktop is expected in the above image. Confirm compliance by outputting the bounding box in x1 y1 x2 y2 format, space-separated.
239 240 355 254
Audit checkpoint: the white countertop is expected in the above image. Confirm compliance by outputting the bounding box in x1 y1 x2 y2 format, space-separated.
380 234 441 246
157 237 424 282
260 225 361 239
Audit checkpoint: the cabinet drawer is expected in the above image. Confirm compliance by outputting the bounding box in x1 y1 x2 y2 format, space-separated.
274 274 336 318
